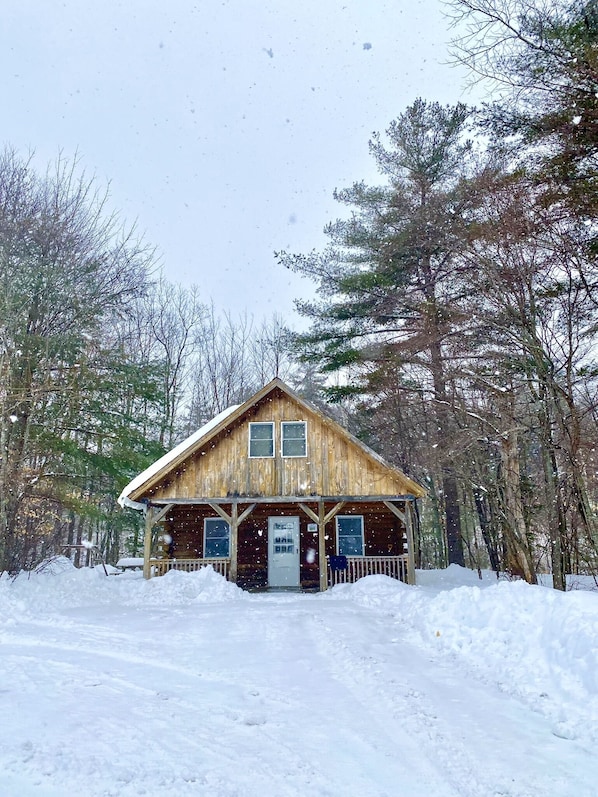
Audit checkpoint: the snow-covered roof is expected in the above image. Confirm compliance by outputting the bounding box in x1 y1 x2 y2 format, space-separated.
118 404 241 509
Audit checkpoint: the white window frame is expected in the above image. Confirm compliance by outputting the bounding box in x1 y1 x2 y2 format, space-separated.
248 421 275 458
336 515 364 556
281 420 307 458
203 517 230 558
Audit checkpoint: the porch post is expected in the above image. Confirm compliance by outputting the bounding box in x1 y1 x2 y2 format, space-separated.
405 500 416 586
229 502 239 584
318 501 328 592
318 500 327 592
143 507 154 580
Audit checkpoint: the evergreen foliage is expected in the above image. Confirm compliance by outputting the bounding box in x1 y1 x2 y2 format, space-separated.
278 100 492 567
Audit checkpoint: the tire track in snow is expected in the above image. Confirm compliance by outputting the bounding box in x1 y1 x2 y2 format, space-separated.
0 602 405 797
305 605 496 797
304 600 595 797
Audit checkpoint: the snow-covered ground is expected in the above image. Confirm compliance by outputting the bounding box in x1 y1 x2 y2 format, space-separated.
0 563 596 797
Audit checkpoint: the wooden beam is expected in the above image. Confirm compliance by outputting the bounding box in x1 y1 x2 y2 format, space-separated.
143 507 154 580
405 500 416 585
275 448 282 497
304 500 346 592
383 500 406 524
204 502 254 584
300 498 344 523
238 503 257 524
298 503 319 524
207 502 233 524
229 502 239 583
147 494 419 507
318 500 327 592
319 494 415 504
153 503 175 525
324 502 345 524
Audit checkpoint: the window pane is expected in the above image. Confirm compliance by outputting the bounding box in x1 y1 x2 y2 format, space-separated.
282 421 306 457
205 519 229 538
337 517 362 535
249 423 274 457
338 535 362 556
204 519 230 558
205 537 230 557
282 438 306 457
252 424 273 440
283 423 305 439
337 516 364 556
250 438 274 457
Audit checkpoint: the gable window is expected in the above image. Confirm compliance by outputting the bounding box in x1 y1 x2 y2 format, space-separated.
336 515 364 556
249 422 274 457
281 421 307 457
204 518 230 558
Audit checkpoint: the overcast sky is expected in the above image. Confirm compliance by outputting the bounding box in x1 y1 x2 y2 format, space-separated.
1 1 473 324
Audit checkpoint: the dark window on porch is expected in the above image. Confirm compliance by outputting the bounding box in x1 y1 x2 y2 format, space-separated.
204 518 230 557
281 421 307 457
336 515 364 556
249 422 274 457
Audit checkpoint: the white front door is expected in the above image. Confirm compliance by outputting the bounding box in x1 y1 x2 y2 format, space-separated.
268 517 300 588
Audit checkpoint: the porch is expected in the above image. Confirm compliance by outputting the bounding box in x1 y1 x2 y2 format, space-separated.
148 554 409 587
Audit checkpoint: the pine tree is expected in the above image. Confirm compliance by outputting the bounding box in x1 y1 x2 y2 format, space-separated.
449 0 598 226
278 100 488 566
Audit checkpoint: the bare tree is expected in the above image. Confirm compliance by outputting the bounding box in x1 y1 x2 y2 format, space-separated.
460 169 598 587
142 280 205 448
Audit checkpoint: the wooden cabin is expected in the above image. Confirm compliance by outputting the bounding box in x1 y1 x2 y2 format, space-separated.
118 378 425 590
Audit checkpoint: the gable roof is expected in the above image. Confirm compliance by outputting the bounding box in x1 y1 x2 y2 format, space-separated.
117 404 241 508
118 378 425 506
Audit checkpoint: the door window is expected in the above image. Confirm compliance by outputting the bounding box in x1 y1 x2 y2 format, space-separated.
273 533 295 554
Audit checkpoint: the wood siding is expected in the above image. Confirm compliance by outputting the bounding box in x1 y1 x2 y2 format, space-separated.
145 388 416 502
158 501 406 590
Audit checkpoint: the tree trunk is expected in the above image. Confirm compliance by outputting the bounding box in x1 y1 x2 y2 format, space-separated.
473 489 501 574
500 429 537 584
429 335 465 567
541 442 567 591
537 381 567 591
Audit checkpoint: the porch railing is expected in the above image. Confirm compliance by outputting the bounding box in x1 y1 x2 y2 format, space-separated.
148 554 408 586
328 555 409 586
149 558 230 579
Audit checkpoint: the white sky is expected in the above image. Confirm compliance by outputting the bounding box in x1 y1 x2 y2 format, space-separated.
1 0 473 323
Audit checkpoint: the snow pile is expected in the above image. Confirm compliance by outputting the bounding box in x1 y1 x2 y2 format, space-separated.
416 563 499 589
0 560 245 618
134 564 248 605
2 561 596 746
332 569 598 745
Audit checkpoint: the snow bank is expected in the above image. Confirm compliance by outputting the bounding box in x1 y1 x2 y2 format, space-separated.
136 565 248 605
7 567 596 797
416 563 500 588
331 570 598 745
0 561 246 620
